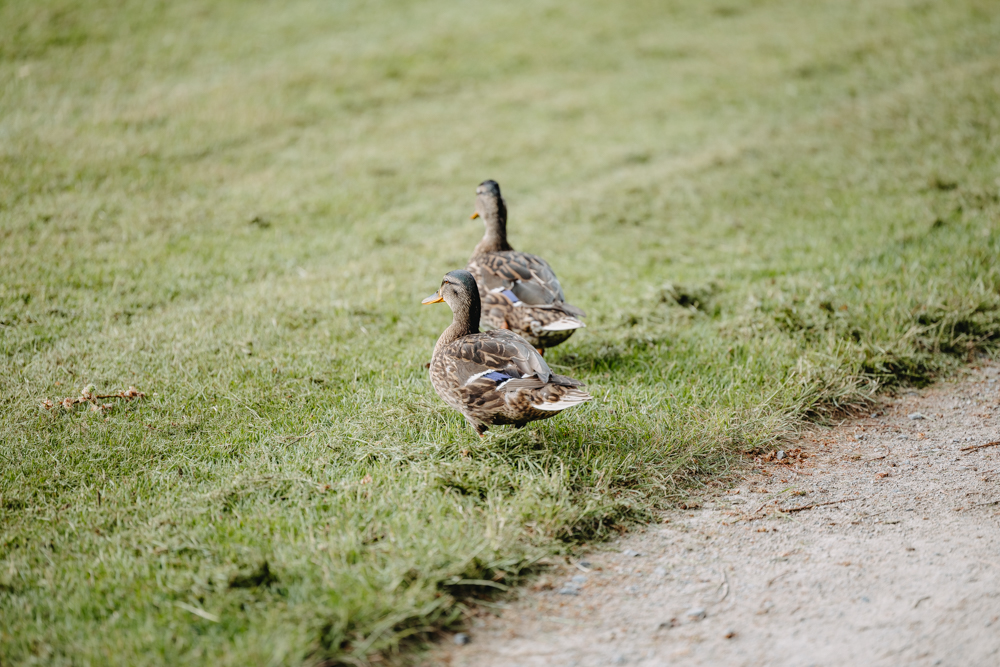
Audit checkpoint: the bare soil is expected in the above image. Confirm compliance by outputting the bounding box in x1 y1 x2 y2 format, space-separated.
433 364 1000 666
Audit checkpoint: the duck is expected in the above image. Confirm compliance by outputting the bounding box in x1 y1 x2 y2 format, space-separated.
422 269 592 436
465 180 585 355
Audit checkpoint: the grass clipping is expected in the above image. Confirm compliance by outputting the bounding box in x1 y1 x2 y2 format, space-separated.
41 384 146 414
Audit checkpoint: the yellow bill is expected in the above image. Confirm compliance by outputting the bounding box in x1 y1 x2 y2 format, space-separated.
470 212 479 219
421 292 444 305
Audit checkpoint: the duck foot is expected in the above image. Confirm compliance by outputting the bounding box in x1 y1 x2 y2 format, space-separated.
536 347 545 357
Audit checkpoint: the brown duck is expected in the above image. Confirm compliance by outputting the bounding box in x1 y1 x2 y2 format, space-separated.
466 180 585 355
422 270 591 436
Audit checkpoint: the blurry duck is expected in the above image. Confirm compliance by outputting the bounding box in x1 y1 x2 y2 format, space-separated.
422 270 591 436
465 180 585 355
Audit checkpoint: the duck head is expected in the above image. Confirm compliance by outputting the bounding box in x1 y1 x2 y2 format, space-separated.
422 269 482 334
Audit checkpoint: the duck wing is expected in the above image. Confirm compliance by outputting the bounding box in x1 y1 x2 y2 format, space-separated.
469 252 585 317
444 329 553 387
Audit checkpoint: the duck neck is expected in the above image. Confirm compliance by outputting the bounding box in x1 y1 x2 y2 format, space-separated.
434 296 481 351
472 204 513 255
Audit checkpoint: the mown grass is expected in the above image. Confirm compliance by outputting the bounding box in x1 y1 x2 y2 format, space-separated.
2 0 999 664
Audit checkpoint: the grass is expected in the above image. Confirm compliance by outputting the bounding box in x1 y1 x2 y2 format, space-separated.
1 0 999 664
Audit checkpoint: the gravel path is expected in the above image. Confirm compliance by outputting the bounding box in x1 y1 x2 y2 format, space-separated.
434 364 1000 666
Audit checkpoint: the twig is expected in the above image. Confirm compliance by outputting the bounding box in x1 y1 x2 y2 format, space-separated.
782 497 862 514
280 430 315 444
173 601 219 623
715 568 730 603
864 445 892 462
961 441 1000 453
767 570 792 588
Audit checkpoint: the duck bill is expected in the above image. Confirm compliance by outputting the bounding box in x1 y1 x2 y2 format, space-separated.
469 211 480 219
421 292 444 305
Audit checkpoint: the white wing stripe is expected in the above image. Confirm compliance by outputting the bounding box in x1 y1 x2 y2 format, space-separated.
464 369 497 385
464 369 515 389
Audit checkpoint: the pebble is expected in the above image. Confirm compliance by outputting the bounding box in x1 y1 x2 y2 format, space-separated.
453 633 470 646
558 587 579 596
908 412 926 420
571 574 587 584
653 566 667 577
776 450 786 460
686 607 707 621
578 561 592 569
622 549 642 557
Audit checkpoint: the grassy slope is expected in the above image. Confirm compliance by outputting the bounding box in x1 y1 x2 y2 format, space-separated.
1 0 999 664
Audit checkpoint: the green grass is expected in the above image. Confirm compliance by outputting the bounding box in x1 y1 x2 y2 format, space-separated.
2 0 999 664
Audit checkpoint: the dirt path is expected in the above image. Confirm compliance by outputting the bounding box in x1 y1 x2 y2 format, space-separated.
433 364 1000 666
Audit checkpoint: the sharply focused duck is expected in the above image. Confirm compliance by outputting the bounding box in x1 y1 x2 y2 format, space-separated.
422 270 592 436
466 180 585 355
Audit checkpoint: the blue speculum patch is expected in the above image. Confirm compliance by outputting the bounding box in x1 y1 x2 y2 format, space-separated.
483 371 511 383
500 289 519 303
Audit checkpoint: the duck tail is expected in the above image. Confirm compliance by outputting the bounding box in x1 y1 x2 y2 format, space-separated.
539 316 585 332
531 386 592 412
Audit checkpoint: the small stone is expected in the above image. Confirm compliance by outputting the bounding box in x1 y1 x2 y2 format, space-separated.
653 566 667 577
453 633 470 646
908 412 926 420
622 549 641 557
776 450 786 460
571 574 587 584
897 434 909 440
686 607 707 621
578 561 592 569
612 654 628 664
558 587 579 596
724 629 737 639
